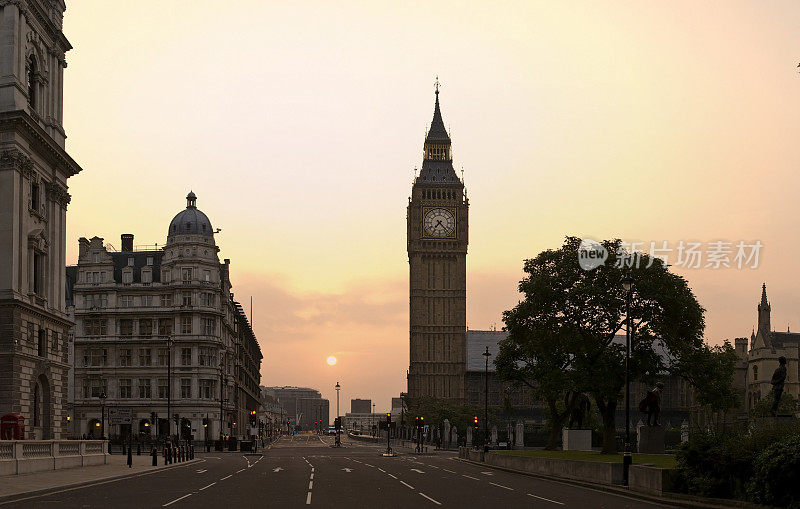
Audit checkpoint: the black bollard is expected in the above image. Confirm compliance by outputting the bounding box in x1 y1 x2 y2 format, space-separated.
127 442 132 468
137 442 141 456
152 447 157 466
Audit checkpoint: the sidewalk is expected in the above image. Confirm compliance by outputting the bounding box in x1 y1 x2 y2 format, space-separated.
0 452 201 502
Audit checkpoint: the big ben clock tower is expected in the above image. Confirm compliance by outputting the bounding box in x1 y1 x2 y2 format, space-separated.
407 84 468 403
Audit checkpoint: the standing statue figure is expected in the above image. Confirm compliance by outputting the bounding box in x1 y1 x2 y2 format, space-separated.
567 392 591 428
770 356 787 416
638 382 664 426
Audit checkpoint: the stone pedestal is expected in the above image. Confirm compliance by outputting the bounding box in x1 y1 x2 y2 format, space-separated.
490 426 498 446
515 421 525 448
562 429 592 451
637 424 665 454
466 426 473 447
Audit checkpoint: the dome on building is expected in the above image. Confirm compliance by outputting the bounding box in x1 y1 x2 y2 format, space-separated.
167 191 214 239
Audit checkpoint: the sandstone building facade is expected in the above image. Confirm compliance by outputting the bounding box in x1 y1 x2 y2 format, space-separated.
67 193 262 441
0 0 82 439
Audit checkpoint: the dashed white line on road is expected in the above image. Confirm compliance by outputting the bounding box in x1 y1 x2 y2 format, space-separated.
310 473 314 479
198 482 216 491
220 474 232 481
196 469 207 473
237 468 245 473
377 468 385 473
490 482 513 491
462 475 480 480
306 492 312 505
527 493 565 505
163 493 192 507
427 465 440 469
388 473 397 479
419 493 442 505
443 469 457 474
308 481 313 490
400 481 415 490
480 471 494 476
364 463 374 467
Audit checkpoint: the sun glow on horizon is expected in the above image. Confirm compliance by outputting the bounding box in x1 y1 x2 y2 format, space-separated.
327 356 337 366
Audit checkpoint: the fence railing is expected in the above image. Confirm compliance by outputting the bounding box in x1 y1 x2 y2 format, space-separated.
0 440 108 476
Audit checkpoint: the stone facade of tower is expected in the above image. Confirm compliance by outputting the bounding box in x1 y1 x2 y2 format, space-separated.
0 0 82 439
407 88 469 403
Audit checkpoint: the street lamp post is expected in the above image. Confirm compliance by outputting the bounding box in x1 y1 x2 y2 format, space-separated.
219 358 226 441
372 403 376 437
335 382 341 446
400 392 406 440
622 274 634 486
99 391 107 440
482 347 491 450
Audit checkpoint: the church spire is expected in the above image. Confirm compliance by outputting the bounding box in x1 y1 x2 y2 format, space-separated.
757 282 771 336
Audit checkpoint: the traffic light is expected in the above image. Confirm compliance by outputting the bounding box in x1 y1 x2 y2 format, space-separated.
203 417 208 428
386 413 391 422
334 417 341 431
249 410 257 426
473 416 478 429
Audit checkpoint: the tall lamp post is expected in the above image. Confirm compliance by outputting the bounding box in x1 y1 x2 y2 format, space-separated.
219 358 226 440
335 382 341 446
99 391 107 440
482 346 491 449
165 335 173 441
622 274 634 486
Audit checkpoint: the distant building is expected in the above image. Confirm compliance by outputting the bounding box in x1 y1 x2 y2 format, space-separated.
350 398 371 414
266 386 329 430
0 0 83 440
343 412 385 433
259 387 286 434
67 193 262 441
737 284 800 413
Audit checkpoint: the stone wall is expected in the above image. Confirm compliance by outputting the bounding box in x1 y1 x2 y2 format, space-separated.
0 440 108 476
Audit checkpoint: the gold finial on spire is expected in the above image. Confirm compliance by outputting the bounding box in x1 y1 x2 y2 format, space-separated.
434 75 440 95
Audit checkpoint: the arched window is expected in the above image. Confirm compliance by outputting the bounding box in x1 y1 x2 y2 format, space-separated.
27 55 37 110
753 365 758 380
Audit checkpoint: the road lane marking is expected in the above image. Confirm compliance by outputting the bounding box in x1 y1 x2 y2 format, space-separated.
163 494 192 507
490 482 513 491
311 467 314 472
462 475 480 480
364 463 374 467
411 468 425 474
480 471 494 476
273 467 283 472
527 494 565 505
419 493 442 505
310 473 314 479
400 481 415 489
427 465 440 469
308 481 313 489
377 468 385 473
443 469 457 474
388 473 397 479
237 469 245 473
198 482 216 491
196 469 207 473
220 474 232 481
306 492 312 505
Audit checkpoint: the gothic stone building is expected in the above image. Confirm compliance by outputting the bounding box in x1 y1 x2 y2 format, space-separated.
67 193 262 441
407 87 469 403
0 0 82 439
734 284 800 412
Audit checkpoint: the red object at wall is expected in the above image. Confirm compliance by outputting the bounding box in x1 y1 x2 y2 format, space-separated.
1 414 25 440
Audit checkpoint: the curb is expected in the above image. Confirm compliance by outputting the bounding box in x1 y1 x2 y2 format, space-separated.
455 458 755 509
0 458 203 505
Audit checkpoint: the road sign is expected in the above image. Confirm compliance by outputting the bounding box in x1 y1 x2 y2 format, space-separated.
108 408 132 426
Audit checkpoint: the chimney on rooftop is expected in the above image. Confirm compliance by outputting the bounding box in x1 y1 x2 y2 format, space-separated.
121 234 134 252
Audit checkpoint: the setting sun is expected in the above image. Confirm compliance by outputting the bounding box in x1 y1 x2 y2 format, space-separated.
327 356 337 366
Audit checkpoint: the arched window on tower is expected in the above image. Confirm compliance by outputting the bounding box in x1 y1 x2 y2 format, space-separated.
753 365 758 380
27 55 37 110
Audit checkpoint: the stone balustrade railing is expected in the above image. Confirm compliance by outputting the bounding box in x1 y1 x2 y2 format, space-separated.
0 440 108 475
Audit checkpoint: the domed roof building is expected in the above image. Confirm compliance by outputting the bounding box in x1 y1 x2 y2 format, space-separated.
167 191 215 243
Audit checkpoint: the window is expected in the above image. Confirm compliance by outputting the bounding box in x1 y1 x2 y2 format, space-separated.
142 295 153 307
158 318 173 336
127 257 134 267
147 257 154 266
160 294 172 307
181 316 192 334
203 317 215 335
121 295 134 307
90 348 107 366
181 378 191 399
119 348 131 366
92 252 100 263
122 271 132 284
27 55 37 109
157 348 169 366
200 292 215 307
754 365 758 380
85 294 108 308
162 270 171 283
181 348 192 365
142 270 152 284
119 379 132 398
37 329 46 357
199 348 213 366
139 348 152 366
84 319 106 336
31 180 40 211
182 292 192 307
203 270 211 282
83 378 106 399
138 379 152 399
119 319 133 336
32 252 42 294
139 318 152 337
201 379 215 399
181 267 192 284
158 379 168 399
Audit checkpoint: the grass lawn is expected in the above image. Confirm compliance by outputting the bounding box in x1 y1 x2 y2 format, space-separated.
498 449 677 469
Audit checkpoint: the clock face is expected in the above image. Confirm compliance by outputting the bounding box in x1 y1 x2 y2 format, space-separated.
424 208 456 237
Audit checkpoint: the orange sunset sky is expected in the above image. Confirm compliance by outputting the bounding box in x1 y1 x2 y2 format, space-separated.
61 1 800 414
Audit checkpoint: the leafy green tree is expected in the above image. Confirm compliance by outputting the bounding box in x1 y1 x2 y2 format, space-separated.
498 237 708 453
750 391 797 418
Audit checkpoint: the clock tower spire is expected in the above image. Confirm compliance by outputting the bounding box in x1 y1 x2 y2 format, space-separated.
407 84 469 403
